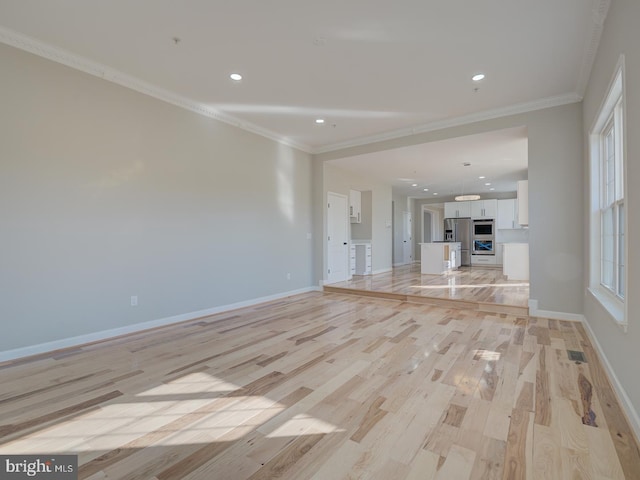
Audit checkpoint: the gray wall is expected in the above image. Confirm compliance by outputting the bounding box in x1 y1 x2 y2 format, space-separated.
581 0 640 420
315 103 584 315
0 44 314 352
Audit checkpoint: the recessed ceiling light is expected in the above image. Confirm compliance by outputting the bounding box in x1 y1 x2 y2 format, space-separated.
315 118 325 124
411 183 418 187
472 73 485 82
230 73 242 81
423 188 429 191
490 188 495 191
433 192 438 196
485 182 491 186
479 176 486 179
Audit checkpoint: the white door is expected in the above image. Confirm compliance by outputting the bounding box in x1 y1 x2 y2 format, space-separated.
402 211 412 264
327 192 349 283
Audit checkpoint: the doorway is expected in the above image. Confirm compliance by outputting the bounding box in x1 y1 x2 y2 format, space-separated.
421 205 442 243
327 192 349 283
423 211 432 243
402 211 412 264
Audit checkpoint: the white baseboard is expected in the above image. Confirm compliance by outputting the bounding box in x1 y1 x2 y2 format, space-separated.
581 318 640 442
528 298 586 322
372 267 393 275
0 286 318 363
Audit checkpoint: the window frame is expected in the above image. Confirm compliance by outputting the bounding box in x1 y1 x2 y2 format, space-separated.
588 55 627 331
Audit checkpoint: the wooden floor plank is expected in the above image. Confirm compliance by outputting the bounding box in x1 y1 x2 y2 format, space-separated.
0 290 638 479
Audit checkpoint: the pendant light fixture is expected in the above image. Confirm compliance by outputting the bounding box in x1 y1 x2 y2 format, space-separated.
455 194 481 201
455 164 480 201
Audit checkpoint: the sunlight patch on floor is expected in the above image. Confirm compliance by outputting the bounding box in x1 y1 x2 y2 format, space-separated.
266 413 345 438
135 371 241 396
0 372 340 453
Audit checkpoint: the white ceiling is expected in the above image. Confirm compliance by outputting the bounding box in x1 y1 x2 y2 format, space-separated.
0 0 607 154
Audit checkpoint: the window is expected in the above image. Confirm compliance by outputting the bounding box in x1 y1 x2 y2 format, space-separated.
589 55 627 329
600 103 624 297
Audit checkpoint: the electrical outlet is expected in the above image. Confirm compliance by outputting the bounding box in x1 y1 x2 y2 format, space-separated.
130 295 138 307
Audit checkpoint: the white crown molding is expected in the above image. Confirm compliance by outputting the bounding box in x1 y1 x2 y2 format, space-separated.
313 92 582 155
575 0 611 97
0 26 313 154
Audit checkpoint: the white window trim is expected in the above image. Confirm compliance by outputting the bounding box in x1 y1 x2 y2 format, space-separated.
588 54 627 332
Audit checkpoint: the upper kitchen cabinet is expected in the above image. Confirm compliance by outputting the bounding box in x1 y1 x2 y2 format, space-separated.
444 201 471 218
470 199 497 219
349 189 361 224
497 199 523 229
517 180 528 226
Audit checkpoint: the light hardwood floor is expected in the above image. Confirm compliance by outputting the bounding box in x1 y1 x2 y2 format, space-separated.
325 264 530 315
1 292 639 479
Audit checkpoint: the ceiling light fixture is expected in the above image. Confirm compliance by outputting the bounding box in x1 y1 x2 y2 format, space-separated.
455 194 481 201
433 192 438 196
455 175 479 202
423 188 429 191
472 73 485 82
489 188 495 191
479 176 486 179
315 119 325 124
485 183 491 186
230 73 242 81
411 183 418 187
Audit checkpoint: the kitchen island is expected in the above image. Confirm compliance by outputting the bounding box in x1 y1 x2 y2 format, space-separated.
420 242 460 275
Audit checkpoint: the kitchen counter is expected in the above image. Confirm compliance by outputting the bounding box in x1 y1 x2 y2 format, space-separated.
420 242 460 274
503 243 529 280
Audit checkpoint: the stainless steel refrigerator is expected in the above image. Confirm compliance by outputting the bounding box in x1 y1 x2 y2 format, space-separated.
444 218 472 266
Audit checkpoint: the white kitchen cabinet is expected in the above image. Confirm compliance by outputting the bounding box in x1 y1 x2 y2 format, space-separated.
497 199 522 229
470 199 498 219
503 243 529 280
352 242 371 275
349 190 361 224
471 254 497 266
517 180 528 226
444 201 471 218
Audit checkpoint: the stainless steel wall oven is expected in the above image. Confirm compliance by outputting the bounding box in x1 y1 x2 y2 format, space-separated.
472 219 495 255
